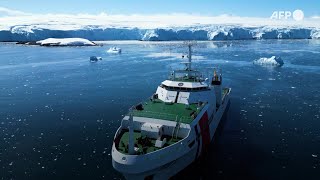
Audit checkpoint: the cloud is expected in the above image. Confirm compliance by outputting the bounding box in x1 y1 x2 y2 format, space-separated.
0 7 30 16
0 6 319 30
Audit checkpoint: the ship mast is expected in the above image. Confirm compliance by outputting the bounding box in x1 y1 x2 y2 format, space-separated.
187 43 192 70
184 41 196 78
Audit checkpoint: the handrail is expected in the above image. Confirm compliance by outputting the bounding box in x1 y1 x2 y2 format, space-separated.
128 101 207 122
132 110 192 122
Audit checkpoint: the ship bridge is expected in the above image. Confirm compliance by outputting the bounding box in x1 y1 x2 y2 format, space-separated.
155 67 213 104
165 69 208 88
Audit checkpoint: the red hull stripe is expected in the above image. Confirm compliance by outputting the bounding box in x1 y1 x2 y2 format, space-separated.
198 111 210 154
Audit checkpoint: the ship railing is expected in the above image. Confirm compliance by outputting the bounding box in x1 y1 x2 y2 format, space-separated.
168 69 206 83
126 101 207 122
168 75 205 83
131 110 192 122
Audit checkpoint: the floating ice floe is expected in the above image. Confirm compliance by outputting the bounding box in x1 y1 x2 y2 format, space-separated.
253 56 284 67
312 154 318 158
107 47 122 54
36 38 96 46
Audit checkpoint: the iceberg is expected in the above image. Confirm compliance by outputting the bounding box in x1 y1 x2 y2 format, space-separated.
311 29 320 39
106 47 122 54
36 38 96 46
253 56 284 67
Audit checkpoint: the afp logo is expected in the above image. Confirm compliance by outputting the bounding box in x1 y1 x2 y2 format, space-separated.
270 9 304 21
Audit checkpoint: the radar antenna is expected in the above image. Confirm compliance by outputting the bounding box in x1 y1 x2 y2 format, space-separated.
183 41 197 71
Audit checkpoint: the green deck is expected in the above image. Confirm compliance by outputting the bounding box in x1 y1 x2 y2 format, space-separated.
132 100 205 124
117 131 180 155
131 88 229 124
117 88 231 155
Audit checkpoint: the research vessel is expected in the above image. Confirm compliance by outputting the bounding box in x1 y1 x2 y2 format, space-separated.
112 43 231 179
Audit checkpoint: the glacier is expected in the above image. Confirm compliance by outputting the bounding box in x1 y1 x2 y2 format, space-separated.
1 25 319 42
0 10 320 41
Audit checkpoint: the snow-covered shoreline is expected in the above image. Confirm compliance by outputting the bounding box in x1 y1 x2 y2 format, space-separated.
16 38 97 46
36 38 96 46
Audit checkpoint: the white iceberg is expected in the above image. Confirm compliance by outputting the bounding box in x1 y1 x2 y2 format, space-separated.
311 29 320 39
253 56 284 67
36 38 96 46
107 47 122 54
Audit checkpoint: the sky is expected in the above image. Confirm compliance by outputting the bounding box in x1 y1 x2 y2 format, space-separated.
0 0 319 30
0 0 319 17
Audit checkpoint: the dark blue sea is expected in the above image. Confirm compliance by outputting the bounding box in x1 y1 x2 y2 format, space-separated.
0 40 319 180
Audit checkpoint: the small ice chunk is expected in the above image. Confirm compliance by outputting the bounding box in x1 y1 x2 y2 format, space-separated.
253 56 284 67
312 154 318 158
107 47 122 54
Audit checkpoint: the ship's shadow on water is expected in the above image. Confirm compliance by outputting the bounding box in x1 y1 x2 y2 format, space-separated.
172 100 266 180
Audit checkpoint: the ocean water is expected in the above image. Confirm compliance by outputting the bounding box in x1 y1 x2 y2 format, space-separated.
0 40 319 180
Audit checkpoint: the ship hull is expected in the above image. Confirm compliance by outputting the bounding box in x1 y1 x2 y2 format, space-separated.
112 92 231 180
209 91 231 141
118 147 198 180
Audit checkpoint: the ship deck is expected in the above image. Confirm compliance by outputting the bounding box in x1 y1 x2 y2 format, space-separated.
131 88 230 124
132 100 203 124
116 129 181 155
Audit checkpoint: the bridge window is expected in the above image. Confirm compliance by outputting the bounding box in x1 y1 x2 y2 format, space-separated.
160 85 209 92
